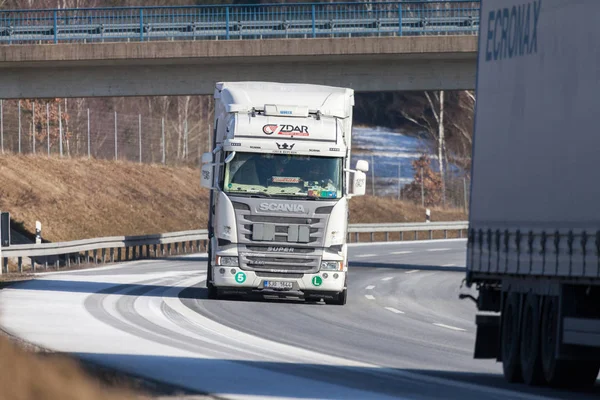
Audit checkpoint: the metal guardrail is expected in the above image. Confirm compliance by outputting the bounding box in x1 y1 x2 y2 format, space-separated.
0 1 480 44
0 221 468 273
348 221 468 242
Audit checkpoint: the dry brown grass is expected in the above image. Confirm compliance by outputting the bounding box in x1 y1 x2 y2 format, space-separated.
0 154 465 242
348 195 466 224
0 154 208 242
0 335 141 400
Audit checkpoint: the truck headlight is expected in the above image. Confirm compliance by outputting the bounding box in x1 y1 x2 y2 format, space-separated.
216 256 239 267
320 261 342 271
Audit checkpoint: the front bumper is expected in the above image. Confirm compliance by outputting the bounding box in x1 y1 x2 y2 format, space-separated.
211 267 346 294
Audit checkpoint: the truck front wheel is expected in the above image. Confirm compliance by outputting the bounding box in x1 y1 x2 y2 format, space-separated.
325 289 347 306
502 292 523 383
206 243 219 300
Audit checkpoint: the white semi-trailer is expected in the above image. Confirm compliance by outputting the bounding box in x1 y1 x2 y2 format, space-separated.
464 0 600 387
201 82 368 305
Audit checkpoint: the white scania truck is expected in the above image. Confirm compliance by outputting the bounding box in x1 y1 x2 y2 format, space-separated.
465 0 600 388
200 82 368 305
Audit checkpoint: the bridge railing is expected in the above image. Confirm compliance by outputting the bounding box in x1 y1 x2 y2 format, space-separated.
0 221 468 273
0 1 480 44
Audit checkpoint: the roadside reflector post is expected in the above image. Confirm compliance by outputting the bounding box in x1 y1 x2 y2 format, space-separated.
35 220 42 244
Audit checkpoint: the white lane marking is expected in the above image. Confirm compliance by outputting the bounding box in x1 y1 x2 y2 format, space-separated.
433 323 466 332
384 307 405 314
391 251 412 255
426 248 451 252
381 276 394 281
443 263 457 267
405 270 419 274
364 294 376 300
355 253 377 258
365 285 375 290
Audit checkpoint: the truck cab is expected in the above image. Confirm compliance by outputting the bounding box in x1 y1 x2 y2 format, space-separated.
201 81 368 305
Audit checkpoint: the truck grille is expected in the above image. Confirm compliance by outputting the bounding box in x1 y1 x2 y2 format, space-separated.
231 198 336 273
240 253 320 273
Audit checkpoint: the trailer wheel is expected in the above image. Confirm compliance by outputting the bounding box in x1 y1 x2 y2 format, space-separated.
520 293 544 385
502 292 523 382
541 296 570 386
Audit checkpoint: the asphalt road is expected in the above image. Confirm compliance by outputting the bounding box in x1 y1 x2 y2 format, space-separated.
1 239 598 399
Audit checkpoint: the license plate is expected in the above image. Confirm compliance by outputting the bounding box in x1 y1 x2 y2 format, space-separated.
263 280 293 290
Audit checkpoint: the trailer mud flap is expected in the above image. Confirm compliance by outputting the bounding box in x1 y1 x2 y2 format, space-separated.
474 314 500 359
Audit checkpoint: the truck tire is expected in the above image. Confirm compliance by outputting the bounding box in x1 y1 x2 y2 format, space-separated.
520 293 544 385
502 292 523 383
206 242 219 300
541 296 570 386
330 289 347 306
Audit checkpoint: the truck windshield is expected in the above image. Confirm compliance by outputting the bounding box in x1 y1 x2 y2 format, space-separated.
224 152 343 199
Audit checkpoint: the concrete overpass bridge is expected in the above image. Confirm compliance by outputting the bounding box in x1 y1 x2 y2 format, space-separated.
0 1 479 98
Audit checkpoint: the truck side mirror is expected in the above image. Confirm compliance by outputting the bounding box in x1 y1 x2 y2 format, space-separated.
201 152 215 189
350 171 367 197
1 211 10 247
356 160 369 172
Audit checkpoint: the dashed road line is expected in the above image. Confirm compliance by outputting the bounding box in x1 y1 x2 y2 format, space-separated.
427 248 451 252
356 254 377 258
443 263 457 267
381 277 394 281
365 285 375 290
405 270 419 274
384 307 405 314
364 295 376 300
433 323 466 332
391 251 413 255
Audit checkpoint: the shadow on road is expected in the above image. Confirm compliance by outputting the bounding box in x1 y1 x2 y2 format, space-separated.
69 353 600 400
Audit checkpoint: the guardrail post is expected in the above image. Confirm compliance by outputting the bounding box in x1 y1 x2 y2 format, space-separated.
460 230 464 239
110 248 114 263
414 231 418 241
401 231 404 241
429 230 433 240
370 232 374 242
66 255 70 268
355 232 359 243
385 232 389 241
53 10 58 44
444 230 448 239
93 249 98 264
31 258 35 272
311 5 316 38
139 8 144 42
18 257 22 273
225 7 230 40
55 259 59 269
102 248 106 263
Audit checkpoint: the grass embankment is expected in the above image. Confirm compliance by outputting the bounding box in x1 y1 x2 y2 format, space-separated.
0 154 465 242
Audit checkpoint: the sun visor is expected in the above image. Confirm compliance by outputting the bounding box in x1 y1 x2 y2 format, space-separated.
233 115 338 143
